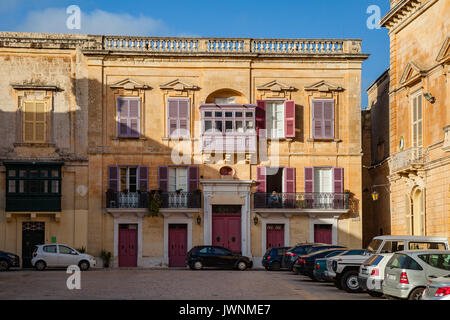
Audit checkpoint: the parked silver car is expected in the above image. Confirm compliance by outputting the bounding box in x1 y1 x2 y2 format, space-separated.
422 275 450 300
383 250 450 300
31 244 96 271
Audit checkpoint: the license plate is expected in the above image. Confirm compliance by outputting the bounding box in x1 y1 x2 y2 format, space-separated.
361 268 368 275
388 274 396 281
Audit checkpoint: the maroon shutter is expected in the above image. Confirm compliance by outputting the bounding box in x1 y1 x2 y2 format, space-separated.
304 167 314 193
256 167 266 192
168 99 178 137
284 100 295 138
129 99 140 137
323 100 334 139
283 167 296 193
256 100 266 137
312 100 323 139
188 166 199 191
333 167 344 193
117 98 129 137
138 166 148 191
158 166 169 191
108 166 119 192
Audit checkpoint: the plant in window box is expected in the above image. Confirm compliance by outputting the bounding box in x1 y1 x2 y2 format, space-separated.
148 190 162 216
296 199 307 209
176 188 183 194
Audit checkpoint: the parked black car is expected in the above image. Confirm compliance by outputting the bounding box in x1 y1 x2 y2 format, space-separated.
0 250 20 271
262 247 291 271
283 243 315 270
186 246 253 271
293 248 348 277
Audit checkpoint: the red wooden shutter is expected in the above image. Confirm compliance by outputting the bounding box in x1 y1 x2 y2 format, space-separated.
108 166 119 192
312 100 323 139
188 166 199 191
117 98 129 137
283 167 296 193
256 167 266 193
138 166 148 191
333 167 344 193
284 100 295 138
129 99 140 137
158 166 169 191
323 100 334 139
256 100 266 137
304 167 314 193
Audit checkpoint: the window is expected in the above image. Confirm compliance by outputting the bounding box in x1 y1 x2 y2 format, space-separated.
213 247 231 255
167 98 190 138
409 242 446 250
380 241 405 253
6 165 61 195
266 101 285 138
198 247 211 254
387 254 423 270
411 92 423 148
117 97 140 138
119 167 138 192
43 245 57 253
312 100 334 139
366 239 383 253
23 101 46 143
168 167 188 192
59 245 74 255
158 166 198 192
418 254 450 271
202 108 255 134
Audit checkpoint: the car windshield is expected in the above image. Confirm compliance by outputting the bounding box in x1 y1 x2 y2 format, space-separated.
418 254 450 271
366 239 382 253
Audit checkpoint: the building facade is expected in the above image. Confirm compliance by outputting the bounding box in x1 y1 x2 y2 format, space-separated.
0 32 368 268
381 0 450 240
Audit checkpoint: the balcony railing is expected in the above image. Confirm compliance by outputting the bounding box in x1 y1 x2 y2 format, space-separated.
390 147 428 172
106 191 201 209
253 192 350 210
103 37 362 55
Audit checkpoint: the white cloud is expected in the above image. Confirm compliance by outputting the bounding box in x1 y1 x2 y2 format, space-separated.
14 7 169 36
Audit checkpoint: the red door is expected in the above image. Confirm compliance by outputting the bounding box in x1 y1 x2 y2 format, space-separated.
212 211 241 253
266 224 284 249
119 224 138 267
314 224 332 244
169 224 187 267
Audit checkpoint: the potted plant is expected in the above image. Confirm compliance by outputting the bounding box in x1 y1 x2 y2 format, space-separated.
100 250 112 268
148 191 163 216
76 246 86 253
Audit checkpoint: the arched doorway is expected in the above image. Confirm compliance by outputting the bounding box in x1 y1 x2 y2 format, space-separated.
412 188 425 236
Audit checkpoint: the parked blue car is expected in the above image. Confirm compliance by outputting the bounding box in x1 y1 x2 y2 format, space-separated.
262 247 291 271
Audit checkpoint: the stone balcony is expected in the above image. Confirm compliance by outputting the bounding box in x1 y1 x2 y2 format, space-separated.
390 147 428 173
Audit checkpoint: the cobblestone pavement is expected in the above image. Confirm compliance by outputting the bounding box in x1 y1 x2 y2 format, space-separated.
0 269 382 300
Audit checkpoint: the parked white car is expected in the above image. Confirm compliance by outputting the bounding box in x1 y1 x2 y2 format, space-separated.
31 244 96 271
422 275 450 300
358 253 394 297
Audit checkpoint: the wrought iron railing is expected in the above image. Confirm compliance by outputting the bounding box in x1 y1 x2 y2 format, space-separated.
105 191 201 209
390 147 427 172
253 192 350 210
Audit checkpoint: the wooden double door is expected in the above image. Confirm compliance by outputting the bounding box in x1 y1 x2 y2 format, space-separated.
168 224 187 267
118 224 138 267
266 224 285 249
212 205 241 253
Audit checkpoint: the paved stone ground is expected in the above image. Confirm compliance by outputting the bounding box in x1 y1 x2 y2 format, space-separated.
0 269 382 300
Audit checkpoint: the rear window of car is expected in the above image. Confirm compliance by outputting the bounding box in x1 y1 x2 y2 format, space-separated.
418 254 450 271
409 242 447 250
380 241 405 253
43 245 57 253
198 247 210 254
292 246 309 254
325 251 345 258
342 250 366 256
387 254 423 270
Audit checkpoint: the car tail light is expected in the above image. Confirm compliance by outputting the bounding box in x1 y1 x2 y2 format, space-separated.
371 268 379 276
285 252 296 257
267 255 271 260
298 259 306 264
435 287 450 297
315 264 320 270
399 272 409 284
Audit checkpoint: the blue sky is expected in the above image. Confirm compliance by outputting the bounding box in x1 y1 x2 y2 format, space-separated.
0 0 391 107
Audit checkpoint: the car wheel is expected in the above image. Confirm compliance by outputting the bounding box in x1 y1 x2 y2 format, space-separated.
237 261 247 271
341 270 362 293
408 287 425 300
79 260 90 271
368 291 384 298
193 261 203 270
271 261 280 271
35 260 46 271
0 259 10 271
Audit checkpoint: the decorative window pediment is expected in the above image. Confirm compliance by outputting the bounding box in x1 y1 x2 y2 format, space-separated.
304 80 344 92
257 80 296 92
109 78 150 90
399 62 426 87
436 37 450 64
159 79 199 91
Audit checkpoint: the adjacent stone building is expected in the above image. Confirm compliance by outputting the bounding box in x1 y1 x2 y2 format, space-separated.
0 32 368 268
381 0 450 240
